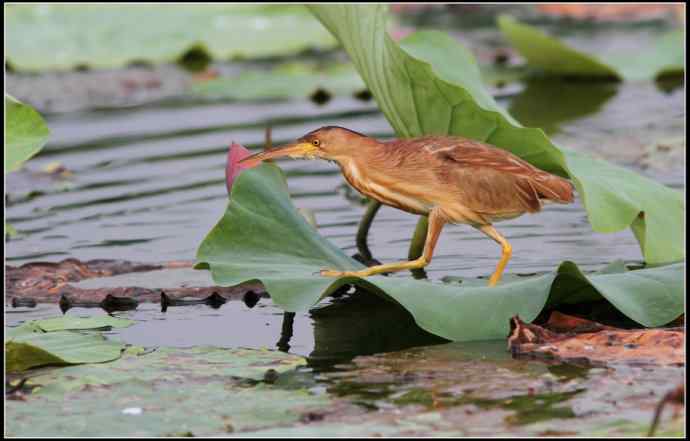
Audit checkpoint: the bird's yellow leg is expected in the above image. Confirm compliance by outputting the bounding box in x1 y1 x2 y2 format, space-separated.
477 225 512 287
321 208 446 278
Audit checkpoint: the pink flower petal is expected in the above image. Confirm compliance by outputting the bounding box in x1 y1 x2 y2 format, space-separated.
225 142 255 195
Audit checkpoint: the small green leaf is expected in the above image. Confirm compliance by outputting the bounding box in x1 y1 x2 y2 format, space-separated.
6 331 124 373
5 94 50 173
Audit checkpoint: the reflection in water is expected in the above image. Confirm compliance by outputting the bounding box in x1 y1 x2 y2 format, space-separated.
656 74 684 94
307 290 446 369
160 291 226 312
276 311 296 352
508 79 618 135
9 292 446 371
59 293 139 314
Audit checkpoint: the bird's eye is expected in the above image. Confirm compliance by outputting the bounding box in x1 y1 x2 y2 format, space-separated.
312 139 320 147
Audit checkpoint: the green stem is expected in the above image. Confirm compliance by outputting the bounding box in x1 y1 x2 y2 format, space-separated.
408 215 428 261
355 200 382 261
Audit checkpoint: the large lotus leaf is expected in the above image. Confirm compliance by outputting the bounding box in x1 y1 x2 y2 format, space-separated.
196 163 684 342
5 4 336 71
307 4 684 265
5 346 327 437
5 94 50 173
498 16 684 81
6 331 124 373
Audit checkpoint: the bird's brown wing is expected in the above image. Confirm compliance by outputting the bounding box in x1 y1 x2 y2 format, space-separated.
424 137 574 217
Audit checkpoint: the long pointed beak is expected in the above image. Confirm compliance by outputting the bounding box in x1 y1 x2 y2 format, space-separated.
238 142 315 167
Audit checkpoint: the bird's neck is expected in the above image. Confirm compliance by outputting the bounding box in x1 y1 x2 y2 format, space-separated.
338 158 366 190
334 139 384 191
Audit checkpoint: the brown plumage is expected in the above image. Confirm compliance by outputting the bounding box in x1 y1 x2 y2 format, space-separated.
352 136 574 224
240 126 575 286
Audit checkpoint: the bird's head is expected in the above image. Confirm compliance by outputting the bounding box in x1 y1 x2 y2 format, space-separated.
239 126 370 167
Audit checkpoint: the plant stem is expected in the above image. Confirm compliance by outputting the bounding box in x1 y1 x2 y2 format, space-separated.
408 215 429 261
355 200 382 261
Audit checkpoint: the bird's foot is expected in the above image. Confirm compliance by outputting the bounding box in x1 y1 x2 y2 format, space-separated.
319 269 368 278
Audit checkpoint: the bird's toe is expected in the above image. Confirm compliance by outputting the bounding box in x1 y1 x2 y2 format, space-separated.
320 269 345 277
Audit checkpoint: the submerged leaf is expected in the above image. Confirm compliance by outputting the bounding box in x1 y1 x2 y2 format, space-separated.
5 94 50 173
196 164 684 342
307 4 684 264
5 346 323 436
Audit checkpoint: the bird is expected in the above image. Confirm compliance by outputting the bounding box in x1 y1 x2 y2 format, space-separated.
240 126 575 286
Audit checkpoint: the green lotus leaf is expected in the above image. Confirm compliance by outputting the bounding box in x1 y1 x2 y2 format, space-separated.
5 94 50 173
307 4 684 264
196 163 684 342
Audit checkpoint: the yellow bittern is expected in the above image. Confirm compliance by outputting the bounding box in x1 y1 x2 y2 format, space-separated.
240 126 574 286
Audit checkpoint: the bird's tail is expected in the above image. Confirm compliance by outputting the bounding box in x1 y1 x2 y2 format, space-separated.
533 174 575 204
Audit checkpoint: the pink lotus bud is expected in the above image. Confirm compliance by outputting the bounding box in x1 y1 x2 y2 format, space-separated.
225 142 254 195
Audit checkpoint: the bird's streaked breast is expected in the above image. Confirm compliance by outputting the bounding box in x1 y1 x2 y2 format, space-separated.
340 160 431 215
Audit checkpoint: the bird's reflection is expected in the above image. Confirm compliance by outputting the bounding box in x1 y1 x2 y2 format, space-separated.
274 288 446 371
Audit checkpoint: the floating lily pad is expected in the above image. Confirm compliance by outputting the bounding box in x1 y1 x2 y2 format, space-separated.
6 316 134 372
31 315 135 332
6 331 125 373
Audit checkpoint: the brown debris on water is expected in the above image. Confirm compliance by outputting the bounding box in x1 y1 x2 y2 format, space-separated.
508 313 684 367
6 258 265 304
6 258 163 298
